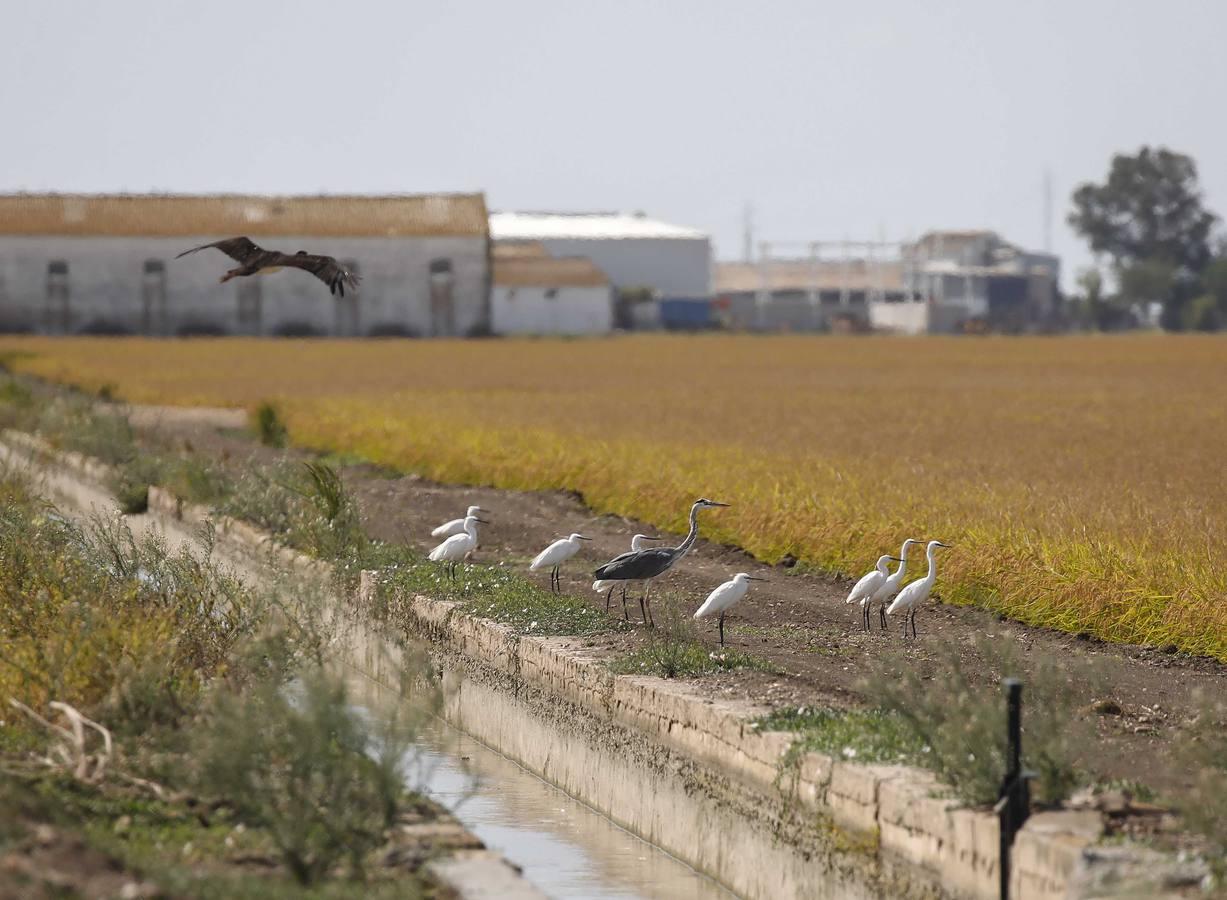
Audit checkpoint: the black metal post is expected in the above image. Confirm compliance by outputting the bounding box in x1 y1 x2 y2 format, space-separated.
996 678 1032 900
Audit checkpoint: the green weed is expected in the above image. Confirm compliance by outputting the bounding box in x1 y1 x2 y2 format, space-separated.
253 401 288 448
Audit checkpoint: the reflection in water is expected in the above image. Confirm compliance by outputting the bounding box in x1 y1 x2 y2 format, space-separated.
406 722 735 900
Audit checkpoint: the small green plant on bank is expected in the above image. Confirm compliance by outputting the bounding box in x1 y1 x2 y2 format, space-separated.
861 633 1095 806
365 552 624 637
609 603 775 678
254 401 289 448
754 706 927 765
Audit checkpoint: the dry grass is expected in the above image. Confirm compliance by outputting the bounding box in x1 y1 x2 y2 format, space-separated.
2 333 1226 660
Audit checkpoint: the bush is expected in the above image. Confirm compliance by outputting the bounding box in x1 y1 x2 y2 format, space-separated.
0 473 260 733
862 633 1094 806
193 664 432 885
253 401 288 448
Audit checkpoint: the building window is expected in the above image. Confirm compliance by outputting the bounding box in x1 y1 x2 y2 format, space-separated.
334 259 361 336
429 258 455 337
142 259 167 335
237 279 262 335
46 260 70 333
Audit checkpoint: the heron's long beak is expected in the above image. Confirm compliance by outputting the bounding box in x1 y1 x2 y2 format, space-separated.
475 518 491 524
935 541 952 548
888 556 903 562
641 536 664 541
576 535 593 541
709 501 731 507
475 507 490 513
747 576 769 582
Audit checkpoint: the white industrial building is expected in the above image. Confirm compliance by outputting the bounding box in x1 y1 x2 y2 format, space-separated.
0 193 491 337
490 243 613 335
489 211 712 329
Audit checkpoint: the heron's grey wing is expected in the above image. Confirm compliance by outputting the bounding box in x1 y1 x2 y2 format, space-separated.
278 253 362 296
593 547 674 580
174 236 264 264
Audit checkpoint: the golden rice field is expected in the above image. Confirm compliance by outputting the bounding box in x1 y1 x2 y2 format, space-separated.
3 333 1226 661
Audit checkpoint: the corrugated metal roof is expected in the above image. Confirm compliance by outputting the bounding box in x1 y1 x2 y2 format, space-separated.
715 260 903 293
490 211 707 241
0 193 489 238
493 256 609 287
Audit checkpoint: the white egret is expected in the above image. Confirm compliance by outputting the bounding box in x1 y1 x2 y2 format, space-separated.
886 540 951 638
432 505 488 539
845 554 903 632
694 572 768 646
593 534 662 618
592 498 730 626
867 538 924 631
530 533 593 593
427 514 489 581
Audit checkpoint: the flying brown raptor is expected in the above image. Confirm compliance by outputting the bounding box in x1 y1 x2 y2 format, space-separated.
175 236 361 296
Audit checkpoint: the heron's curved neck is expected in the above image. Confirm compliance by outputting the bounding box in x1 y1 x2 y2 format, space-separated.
464 519 479 538
895 543 914 577
675 503 702 556
921 545 939 584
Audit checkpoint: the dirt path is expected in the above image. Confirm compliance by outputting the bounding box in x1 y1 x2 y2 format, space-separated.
135 406 1225 796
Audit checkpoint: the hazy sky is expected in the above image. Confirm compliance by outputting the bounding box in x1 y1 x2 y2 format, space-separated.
4 1 1226 285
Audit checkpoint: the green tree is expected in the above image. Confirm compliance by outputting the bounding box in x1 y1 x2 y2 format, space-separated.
1069 146 1218 273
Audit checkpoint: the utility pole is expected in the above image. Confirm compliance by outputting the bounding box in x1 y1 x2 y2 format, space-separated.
742 202 754 264
1043 168 1053 253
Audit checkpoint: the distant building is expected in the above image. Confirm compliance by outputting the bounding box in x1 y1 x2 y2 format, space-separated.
715 256 907 332
717 230 1060 335
872 230 1061 335
489 211 711 329
491 244 613 335
0 193 490 337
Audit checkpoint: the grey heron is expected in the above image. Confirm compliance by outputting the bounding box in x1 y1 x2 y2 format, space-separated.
593 533 663 618
887 540 950 638
591 498 730 626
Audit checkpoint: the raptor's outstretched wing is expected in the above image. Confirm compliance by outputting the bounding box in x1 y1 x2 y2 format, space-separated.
174 236 264 265
275 253 362 297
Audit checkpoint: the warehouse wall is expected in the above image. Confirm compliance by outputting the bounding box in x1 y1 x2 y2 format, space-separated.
0 235 489 337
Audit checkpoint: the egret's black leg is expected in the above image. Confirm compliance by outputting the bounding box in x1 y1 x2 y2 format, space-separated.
718 612 726 647
901 613 908 640
862 604 870 632
621 584 629 621
880 604 888 631
644 583 655 628
605 586 615 611
910 609 918 639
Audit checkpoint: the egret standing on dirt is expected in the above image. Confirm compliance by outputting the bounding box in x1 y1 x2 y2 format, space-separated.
530 533 593 593
593 534 662 618
845 555 903 632
887 540 950 639
591 498 730 627
694 572 768 646
428 514 489 581
432 506 489 539
867 538 924 631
